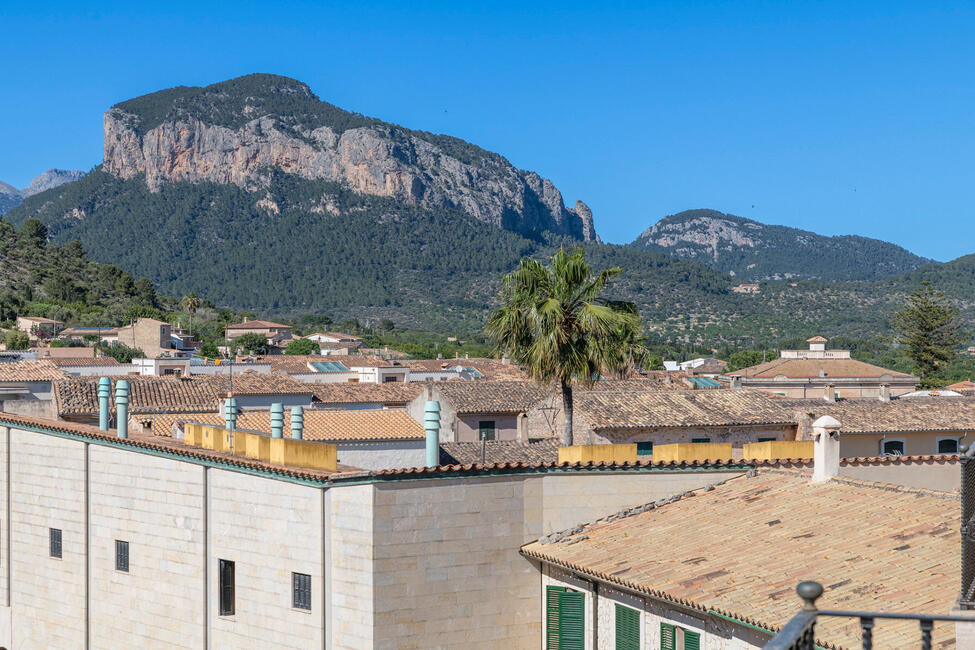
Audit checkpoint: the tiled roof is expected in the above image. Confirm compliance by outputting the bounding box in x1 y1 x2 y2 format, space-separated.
521 470 958 649
947 380 975 391
439 440 560 465
573 387 793 430
225 319 291 329
49 357 122 367
781 396 975 433
264 355 394 373
727 358 913 379
143 408 423 442
310 382 423 405
0 360 67 382
405 357 528 381
432 381 548 413
320 332 362 340
202 372 314 396
54 376 222 416
19 316 62 324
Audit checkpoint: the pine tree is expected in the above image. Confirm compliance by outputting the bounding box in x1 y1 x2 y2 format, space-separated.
891 283 964 384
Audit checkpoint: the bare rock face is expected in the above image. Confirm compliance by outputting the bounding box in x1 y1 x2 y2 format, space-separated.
102 76 597 241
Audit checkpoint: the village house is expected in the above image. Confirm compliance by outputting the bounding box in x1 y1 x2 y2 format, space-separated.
263 354 405 384
302 331 364 349
15 315 64 341
0 360 66 418
526 382 797 452
113 317 177 358
724 336 917 398
225 318 293 345
50 357 129 377
408 381 548 442
404 356 528 382
310 382 422 410
53 376 223 425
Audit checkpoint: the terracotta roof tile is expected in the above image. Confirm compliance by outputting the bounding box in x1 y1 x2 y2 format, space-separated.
143 408 423 442
405 358 528 381
431 381 548 414
202 372 314 396
225 319 291 329
522 470 958 649
310 382 423 405
49 357 122 367
263 355 393 373
727 357 913 379
780 396 975 433
54 376 222 416
0 360 67 382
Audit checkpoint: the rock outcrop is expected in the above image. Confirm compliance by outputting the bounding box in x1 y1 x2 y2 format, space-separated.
102 74 598 241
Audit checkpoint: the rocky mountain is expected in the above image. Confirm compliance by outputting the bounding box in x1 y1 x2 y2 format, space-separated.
631 209 930 282
102 73 596 241
0 169 85 216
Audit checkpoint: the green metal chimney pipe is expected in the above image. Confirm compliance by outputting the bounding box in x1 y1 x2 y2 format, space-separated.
270 403 284 438
115 379 130 439
290 406 304 440
424 400 441 467
97 377 111 431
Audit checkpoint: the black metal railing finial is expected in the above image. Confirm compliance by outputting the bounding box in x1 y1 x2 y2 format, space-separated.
797 581 823 612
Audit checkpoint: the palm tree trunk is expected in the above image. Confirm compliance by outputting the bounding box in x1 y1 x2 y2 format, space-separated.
561 378 574 446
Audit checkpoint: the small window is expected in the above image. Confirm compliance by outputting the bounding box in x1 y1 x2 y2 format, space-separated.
758 437 776 442
478 421 496 441
383 376 398 383
546 585 584 648
49 528 62 558
636 441 653 456
938 438 959 454
882 439 905 456
115 540 129 572
661 622 701 650
219 559 235 616
691 438 711 444
292 572 311 610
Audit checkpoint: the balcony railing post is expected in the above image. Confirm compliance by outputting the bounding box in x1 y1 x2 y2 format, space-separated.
860 616 873 650
920 618 933 650
961 445 975 607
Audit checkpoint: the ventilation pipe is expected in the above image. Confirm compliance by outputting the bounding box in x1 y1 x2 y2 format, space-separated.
97 377 111 431
812 415 842 482
424 400 441 467
224 397 238 431
270 402 284 438
291 406 304 440
115 379 130 439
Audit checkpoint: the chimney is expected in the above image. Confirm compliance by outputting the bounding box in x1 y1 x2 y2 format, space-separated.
98 377 111 431
823 384 835 402
516 412 528 445
730 376 742 390
424 400 441 467
290 406 304 440
812 415 841 482
115 379 130 439
270 402 284 438
501 354 510 366
879 384 890 402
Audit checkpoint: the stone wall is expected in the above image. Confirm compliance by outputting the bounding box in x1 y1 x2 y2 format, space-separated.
328 484 374 649
334 440 426 470
588 424 796 454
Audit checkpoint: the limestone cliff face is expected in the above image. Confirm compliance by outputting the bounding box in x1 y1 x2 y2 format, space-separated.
102 79 597 241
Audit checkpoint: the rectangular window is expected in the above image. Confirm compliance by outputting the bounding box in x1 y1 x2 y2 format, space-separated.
292 572 311 610
545 584 584 649
219 559 235 616
636 441 654 456
691 438 711 444
938 438 959 454
683 629 701 650
882 439 905 456
615 603 640 649
478 420 496 441
49 528 62 558
115 540 129 572
758 437 776 442
660 622 675 650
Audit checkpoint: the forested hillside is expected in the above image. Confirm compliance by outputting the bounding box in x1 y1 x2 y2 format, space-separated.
632 209 930 281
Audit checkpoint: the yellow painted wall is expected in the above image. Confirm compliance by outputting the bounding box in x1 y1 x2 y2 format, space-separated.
268 438 337 472
742 440 814 460
653 443 733 462
558 444 637 465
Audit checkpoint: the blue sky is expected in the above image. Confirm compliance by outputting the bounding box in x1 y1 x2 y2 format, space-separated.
2 1 973 261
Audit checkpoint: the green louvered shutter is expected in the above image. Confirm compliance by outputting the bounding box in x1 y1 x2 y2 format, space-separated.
615 604 640 650
660 622 676 650
546 586 566 649
683 629 701 650
559 590 585 650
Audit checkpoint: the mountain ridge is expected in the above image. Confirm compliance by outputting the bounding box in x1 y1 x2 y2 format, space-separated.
103 73 597 241
0 169 85 216
630 208 930 282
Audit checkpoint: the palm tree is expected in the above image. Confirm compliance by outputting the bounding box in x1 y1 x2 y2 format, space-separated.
487 247 648 446
181 292 202 337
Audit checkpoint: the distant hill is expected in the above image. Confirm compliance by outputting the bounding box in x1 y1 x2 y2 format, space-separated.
0 169 85 216
630 209 930 282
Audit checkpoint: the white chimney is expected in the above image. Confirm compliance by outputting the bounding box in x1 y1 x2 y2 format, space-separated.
812 415 842 482
879 384 890 402
823 384 835 402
